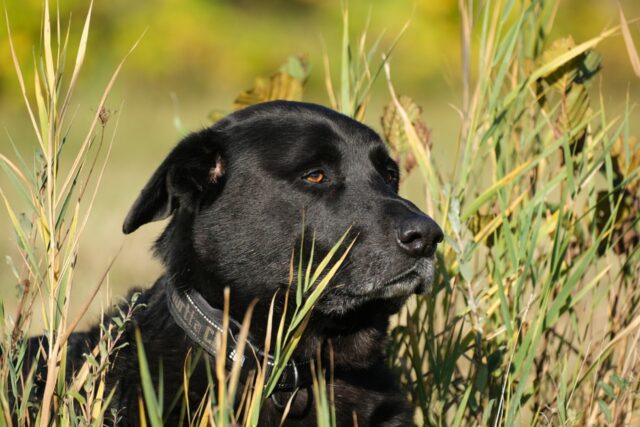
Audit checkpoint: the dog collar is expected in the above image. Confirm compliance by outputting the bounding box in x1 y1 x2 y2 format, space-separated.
165 279 312 392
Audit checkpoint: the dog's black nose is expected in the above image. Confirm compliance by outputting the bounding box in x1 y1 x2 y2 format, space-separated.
396 214 443 258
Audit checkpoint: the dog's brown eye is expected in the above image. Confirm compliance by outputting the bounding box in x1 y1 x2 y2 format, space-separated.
303 170 325 184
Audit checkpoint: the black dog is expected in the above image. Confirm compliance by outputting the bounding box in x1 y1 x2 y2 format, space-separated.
25 101 443 426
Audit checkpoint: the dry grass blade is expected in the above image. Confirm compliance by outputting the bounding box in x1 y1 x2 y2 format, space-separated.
58 246 122 348
4 10 44 150
529 26 620 83
320 36 338 111
246 293 277 426
59 0 94 122
58 108 120 296
473 189 528 243
579 313 640 386
42 0 56 96
56 31 145 206
618 3 640 77
277 391 299 427
227 300 256 415
382 59 436 215
216 288 231 426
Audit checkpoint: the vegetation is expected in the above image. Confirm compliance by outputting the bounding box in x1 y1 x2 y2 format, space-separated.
1 0 640 426
384 2 640 424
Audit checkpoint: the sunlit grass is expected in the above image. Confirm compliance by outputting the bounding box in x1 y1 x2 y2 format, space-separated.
0 0 140 424
381 1 640 425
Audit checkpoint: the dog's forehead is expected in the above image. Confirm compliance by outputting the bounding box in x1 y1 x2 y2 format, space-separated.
220 102 388 169
254 121 384 176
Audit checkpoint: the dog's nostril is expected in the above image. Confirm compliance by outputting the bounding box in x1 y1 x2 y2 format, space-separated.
399 230 422 245
396 215 443 258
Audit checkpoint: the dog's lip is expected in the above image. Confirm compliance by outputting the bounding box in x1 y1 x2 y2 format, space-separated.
356 257 435 300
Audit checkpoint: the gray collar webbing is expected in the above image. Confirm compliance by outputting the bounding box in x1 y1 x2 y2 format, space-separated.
165 280 311 392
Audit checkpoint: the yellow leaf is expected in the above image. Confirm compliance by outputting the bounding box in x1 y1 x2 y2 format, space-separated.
232 56 309 111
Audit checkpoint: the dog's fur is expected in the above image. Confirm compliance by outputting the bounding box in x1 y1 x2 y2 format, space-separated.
24 101 443 426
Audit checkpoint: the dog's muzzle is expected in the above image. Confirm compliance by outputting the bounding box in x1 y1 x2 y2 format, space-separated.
362 257 436 300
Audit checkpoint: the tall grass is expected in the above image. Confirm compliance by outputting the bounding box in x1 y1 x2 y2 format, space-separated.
0 1 142 425
2 0 640 426
378 1 640 425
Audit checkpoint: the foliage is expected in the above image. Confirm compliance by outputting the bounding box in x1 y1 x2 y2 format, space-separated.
379 1 640 425
0 1 139 424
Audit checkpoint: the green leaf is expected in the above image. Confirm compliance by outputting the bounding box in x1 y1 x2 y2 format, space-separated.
599 380 616 400
135 328 163 427
598 399 612 423
451 385 472 427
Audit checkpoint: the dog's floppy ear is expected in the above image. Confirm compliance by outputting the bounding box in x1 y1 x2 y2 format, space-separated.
122 130 225 234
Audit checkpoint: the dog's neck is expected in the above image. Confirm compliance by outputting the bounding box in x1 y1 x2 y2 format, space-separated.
222 285 392 370
159 272 390 374
128 275 400 424
164 278 315 391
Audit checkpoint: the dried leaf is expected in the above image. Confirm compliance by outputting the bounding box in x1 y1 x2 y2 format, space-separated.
232 56 309 111
611 136 640 189
539 37 601 92
381 95 432 160
538 37 601 151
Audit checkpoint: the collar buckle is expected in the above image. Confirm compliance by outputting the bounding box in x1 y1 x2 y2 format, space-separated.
271 360 299 409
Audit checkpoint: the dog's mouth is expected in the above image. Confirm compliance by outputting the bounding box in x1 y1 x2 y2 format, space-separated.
364 257 435 300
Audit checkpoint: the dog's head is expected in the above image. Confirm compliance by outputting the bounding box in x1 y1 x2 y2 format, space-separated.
123 101 442 317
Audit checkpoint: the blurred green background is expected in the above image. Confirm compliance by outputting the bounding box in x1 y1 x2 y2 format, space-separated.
1 0 639 329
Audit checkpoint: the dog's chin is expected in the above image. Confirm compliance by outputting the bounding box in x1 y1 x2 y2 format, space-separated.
345 257 435 302
316 258 436 316
370 257 435 299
